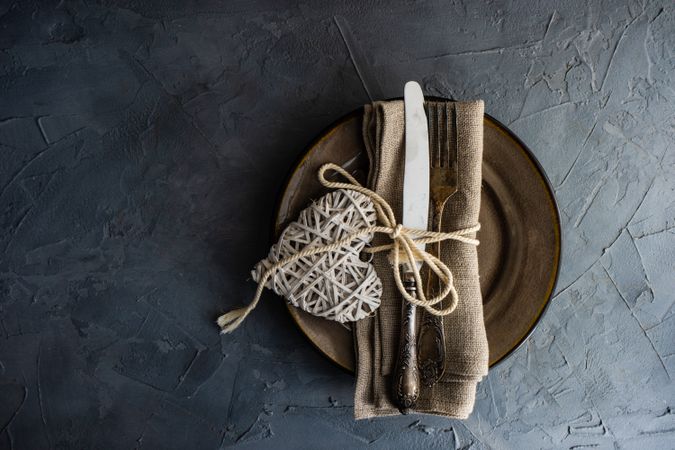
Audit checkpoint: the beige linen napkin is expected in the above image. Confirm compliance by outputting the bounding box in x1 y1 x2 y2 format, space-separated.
354 99 489 419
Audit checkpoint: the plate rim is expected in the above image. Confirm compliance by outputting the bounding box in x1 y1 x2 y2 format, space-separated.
272 103 561 372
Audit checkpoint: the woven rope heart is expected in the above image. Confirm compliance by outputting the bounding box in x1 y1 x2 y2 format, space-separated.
251 189 383 323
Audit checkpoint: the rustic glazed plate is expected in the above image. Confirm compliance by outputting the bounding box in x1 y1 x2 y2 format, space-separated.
274 106 560 371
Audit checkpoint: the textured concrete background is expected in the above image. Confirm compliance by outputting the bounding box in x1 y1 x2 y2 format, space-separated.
0 1 673 449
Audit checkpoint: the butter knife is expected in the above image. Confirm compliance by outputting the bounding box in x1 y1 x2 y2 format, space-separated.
393 81 430 413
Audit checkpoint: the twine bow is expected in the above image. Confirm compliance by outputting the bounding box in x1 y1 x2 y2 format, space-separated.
217 163 479 334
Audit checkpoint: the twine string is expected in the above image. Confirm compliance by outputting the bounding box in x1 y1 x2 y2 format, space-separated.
217 163 479 334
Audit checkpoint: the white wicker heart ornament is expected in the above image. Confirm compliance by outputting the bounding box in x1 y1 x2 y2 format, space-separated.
252 189 383 323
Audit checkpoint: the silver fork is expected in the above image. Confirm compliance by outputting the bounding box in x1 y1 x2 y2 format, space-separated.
417 102 459 387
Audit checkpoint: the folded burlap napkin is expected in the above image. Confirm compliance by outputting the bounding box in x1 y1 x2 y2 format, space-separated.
354 99 489 419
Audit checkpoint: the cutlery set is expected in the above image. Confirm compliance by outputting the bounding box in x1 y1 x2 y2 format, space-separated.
393 82 459 413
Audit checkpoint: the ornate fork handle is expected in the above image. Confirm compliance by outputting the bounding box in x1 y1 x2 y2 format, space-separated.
418 205 446 385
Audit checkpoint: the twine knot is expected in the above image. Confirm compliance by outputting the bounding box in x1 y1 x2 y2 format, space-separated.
390 224 404 239
217 163 480 334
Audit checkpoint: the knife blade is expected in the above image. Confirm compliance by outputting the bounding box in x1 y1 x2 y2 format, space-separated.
393 81 430 413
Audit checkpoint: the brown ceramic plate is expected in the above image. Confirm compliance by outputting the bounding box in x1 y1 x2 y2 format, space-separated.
274 106 560 371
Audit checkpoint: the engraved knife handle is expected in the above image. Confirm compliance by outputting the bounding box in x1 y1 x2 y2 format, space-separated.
393 270 420 414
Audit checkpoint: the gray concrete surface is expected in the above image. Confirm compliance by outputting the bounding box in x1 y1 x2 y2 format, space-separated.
0 1 673 449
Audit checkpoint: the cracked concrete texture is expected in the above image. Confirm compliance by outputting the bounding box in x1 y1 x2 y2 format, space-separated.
0 0 673 448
